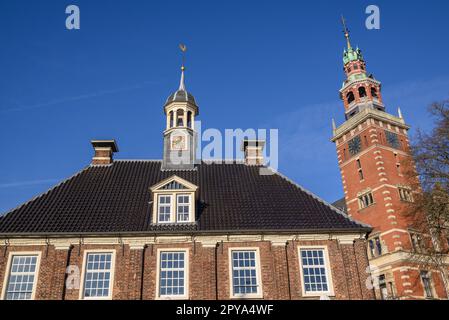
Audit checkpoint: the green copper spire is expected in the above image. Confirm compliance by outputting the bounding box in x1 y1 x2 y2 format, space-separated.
341 16 364 65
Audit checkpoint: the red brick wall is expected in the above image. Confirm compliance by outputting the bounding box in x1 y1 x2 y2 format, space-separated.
0 239 374 300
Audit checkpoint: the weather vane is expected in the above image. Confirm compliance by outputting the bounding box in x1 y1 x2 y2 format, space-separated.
341 15 352 49
179 44 187 70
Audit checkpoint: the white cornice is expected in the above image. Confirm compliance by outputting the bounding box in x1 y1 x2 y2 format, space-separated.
1 233 367 250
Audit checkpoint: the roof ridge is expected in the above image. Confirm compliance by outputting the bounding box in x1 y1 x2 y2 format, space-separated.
272 168 371 230
0 165 91 218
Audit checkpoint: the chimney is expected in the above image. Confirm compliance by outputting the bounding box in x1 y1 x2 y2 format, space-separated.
91 140 119 165
241 140 265 166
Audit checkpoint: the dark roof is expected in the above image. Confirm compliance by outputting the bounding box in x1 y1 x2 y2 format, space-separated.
165 89 197 107
0 161 368 235
332 197 348 214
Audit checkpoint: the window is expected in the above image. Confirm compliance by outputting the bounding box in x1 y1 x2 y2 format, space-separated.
176 109 184 127
420 271 433 298
299 248 332 296
379 275 388 300
346 91 355 104
358 87 367 98
177 195 191 222
358 192 374 209
82 252 114 299
356 159 364 181
158 251 187 298
169 111 174 128
371 87 378 98
151 176 198 225
368 237 382 257
399 187 413 202
3 254 39 300
158 195 172 223
230 250 261 298
187 111 192 128
411 233 424 253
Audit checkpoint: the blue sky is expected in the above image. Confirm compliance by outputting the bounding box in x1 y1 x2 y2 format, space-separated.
1 0 449 213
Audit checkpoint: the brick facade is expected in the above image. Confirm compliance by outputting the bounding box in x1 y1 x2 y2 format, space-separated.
0 238 375 300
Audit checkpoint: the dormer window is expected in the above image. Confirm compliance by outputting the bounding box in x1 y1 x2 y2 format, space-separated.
176 195 191 222
158 195 173 223
151 175 198 224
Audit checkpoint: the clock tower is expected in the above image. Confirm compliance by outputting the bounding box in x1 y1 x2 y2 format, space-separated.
331 19 448 299
161 63 199 170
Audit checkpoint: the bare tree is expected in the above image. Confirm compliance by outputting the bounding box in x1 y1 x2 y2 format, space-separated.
403 100 449 297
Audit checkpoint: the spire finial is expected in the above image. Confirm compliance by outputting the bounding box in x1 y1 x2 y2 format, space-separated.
179 44 187 91
341 15 352 49
398 107 403 119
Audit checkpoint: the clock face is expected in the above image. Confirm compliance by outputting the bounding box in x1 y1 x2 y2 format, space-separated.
171 135 186 151
385 131 400 149
348 136 362 156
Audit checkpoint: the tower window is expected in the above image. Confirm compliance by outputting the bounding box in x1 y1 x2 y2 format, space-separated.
169 111 174 128
371 88 378 99
187 111 192 128
399 187 413 202
368 236 382 257
358 87 367 98
346 91 355 104
379 275 388 300
358 192 374 209
410 233 424 253
176 110 184 127
420 271 434 298
356 159 364 180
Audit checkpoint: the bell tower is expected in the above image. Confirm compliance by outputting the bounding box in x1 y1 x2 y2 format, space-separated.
162 46 199 170
331 18 447 300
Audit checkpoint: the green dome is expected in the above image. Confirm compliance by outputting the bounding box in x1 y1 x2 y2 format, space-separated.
343 47 364 65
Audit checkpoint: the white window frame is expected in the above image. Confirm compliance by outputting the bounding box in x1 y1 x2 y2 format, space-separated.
176 194 192 223
1 251 42 300
155 248 189 300
79 249 116 300
151 176 198 225
298 246 334 298
157 194 174 224
228 247 263 299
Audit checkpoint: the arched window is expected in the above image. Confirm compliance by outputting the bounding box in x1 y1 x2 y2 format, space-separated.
187 111 192 128
371 87 378 98
346 91 355 104
169 111 174 128
176 109 184 127
358 87 367 98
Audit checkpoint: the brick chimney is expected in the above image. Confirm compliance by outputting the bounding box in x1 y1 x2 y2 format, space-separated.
91 140 119 165
241 140 265 166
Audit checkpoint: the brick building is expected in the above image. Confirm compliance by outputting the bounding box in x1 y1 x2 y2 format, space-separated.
331 21 448 299
0 55 375 300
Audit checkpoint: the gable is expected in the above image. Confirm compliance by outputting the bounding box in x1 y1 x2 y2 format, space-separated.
150 175 198 192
